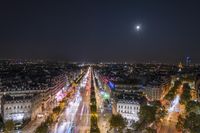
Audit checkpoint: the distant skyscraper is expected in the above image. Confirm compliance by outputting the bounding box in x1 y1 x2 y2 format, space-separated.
186 56 191 66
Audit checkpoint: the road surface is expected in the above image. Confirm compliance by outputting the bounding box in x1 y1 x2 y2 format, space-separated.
52 68 91 133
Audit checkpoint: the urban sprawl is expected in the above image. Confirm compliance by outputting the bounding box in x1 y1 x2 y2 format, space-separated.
0 60 199 133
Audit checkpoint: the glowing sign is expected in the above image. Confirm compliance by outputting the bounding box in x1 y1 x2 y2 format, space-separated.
108 81 115 90
103 93 110 99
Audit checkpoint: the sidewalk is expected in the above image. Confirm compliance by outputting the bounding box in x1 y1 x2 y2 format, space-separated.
22 117 45 133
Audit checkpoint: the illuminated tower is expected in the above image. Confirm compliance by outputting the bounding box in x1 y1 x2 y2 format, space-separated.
186 56 191 66
178 62 183 72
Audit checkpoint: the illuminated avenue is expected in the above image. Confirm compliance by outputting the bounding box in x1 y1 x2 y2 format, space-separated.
1 1 200 133
0 60 199 133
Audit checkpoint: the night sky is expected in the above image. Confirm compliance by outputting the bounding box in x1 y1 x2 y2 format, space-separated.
0 0 200 63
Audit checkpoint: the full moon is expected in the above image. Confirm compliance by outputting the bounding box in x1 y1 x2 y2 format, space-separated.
136 25 141 31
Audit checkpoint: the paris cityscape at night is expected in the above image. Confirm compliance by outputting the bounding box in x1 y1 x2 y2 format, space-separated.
0 0 200 133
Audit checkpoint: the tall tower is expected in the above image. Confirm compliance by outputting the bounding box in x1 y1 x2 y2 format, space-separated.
178 62 183 72
186 56 191 66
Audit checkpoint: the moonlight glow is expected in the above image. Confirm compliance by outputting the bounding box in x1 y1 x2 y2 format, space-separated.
136 25 141 31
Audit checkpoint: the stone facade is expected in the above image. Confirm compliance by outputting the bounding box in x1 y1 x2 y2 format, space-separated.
116 100 140 122
2 95 32 122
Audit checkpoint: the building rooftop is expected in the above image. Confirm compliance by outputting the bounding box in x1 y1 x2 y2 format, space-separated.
2 95 33 102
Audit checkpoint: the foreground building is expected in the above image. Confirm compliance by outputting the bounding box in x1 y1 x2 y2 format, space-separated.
0 73 68 122
2 95 32 122
0 61 82 122
116 100 140 122
114 92 147 124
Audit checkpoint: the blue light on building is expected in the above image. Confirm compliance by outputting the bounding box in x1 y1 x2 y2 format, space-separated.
108 81 115 90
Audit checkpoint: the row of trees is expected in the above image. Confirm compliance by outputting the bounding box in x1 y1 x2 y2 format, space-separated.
179 75 195 83
164 80 182 101
175 80 200 133
35 100 65 133
109 114 126 133
134 101 167 132
35 122 48 133
0 116 30 133
176 112 200 133
90 79 100 133
185 100 200 114
107 101 167 133
180 83 192 105
176 83 200 133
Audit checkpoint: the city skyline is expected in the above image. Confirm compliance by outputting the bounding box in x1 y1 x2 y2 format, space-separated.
0 1 200 63
0 61 199 132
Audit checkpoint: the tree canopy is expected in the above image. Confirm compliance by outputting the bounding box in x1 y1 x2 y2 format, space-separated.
184 112 200 133
185 101 200 114
35 122 48 133
180 83 191 105
164 80 181 101
135 101 167 131
4 120 14 132
109 114 126 131
176 115 185 131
